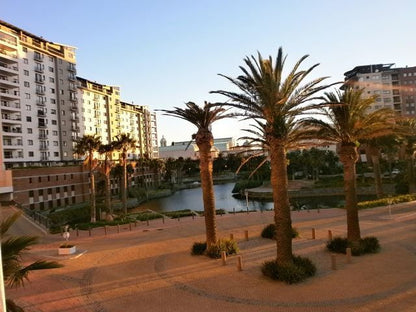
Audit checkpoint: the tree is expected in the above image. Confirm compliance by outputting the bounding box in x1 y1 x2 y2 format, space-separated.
98 142 117 217
114 133 137 214
2 211 62 311
74 134 101 222
305 88 394 243
211 47 331 265
159 101 232 247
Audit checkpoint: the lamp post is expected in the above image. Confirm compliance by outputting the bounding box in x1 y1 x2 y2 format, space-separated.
245 189 249 213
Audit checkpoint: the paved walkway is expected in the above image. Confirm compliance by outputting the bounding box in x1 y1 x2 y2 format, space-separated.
4 203 416 312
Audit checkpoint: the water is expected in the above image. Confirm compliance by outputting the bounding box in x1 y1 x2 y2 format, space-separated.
133 183 273 213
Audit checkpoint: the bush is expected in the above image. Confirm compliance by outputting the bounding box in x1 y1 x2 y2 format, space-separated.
327 236 380 256
191 242 207 255
261 224 299 239
206 238 239 259
262 255 316 284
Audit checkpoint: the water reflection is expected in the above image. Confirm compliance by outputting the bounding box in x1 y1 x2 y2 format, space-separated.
132 183 273 213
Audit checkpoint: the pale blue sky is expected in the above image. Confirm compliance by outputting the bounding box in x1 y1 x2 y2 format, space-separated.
2 0 416 144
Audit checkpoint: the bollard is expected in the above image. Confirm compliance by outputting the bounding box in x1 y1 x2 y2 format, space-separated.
192 214 194 220
134 220 138 227
104 226 107 236
346 248 352 264
237 256 243 271
162 217 165 224
76 228 79 237
221 251 227 265
146 219 149 226
233 207 235 215
129 223 132 231
244 230 249 241
178 216 180 222
312 228 316 239
88 227 91 237
328 230 333 241
230 233 234 240
331 254 337 270
117 224 120 233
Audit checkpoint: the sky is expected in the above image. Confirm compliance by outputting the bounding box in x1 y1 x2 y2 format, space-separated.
2 0 416 145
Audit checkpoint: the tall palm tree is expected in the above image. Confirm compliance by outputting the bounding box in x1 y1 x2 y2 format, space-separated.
396 118 416 192
2 211 62 312
74 134 101 223
114 133 137 214
305 88 395 243
159 101 232 247
211 47 332 265
98 142 116 218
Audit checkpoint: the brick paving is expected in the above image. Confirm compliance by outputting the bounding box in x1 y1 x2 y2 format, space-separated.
4 203 416 312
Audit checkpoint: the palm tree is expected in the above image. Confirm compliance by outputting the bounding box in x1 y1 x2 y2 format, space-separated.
211 47 331 265
396 118 416 192
159 101 232 247
2 211 62 311
114 133 137 214
305 88 394 243
74 134 101 222
98 142 116 218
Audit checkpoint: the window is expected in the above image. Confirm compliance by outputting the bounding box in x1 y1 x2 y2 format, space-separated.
38 189 43 195
24 70 29 76
63 151 68 156
38 177 42 183
27 128 32 133
50 99 56 104
28 140 33 145
53 141 58 146
52 130 58 136
25 93 30 99
50 88 55 94
26 105 31 111
54 152 59 157
51 120 57 125
29 151 34 157
24 81 30 87
56 187 60 192
62 131 67 136
60 90 64 95
29 190 34 196
22 47 27 52
62 110 65 116
49 77 54 83
49 56 53 62
48 67 54 72
51 109 56 114
23 58 28 64
29 178 32 183
26 116 32 122
48 176 51 182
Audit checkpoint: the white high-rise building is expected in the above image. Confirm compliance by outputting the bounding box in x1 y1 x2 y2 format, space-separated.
0 20 80 168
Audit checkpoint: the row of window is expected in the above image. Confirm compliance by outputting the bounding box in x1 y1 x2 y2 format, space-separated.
29 197 76 211
27 151 59 157
28 174 75 183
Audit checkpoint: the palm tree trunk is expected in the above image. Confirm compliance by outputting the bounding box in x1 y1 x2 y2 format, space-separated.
368 146 383 198
197 136 217 248
339 144 361 242
122 153 127 215
269 138 293 265
105 160 112 216
89 156 96 223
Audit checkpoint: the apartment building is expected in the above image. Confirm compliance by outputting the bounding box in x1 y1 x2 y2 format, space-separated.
344 63 416 117
77 77 121 144
120 101 159 159
0 20 80 168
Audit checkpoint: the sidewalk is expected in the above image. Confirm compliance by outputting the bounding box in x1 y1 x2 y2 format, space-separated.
5 204 416 312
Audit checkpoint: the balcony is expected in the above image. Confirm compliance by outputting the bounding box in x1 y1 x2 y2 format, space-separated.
35 77 45 84
37 110 46 117
34 54 44 62
1 100 20 110
38 123 47 128
39 134 48 139
70 96 77 102
36 89 45 95
70 104 78 111
2 127 22 134
68 75 76 81
68 64 76 72
0 62 18 75
39 145 48 151
34 65 44 73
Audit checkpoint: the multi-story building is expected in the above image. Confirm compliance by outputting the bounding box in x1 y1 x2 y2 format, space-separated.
77 77 121 144
0 20 80 168
120 101 159 159
344 63 416 117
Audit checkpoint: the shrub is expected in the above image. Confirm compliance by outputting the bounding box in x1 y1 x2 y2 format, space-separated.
206 238 239 259
191 242 207 255
327 236 380 256
261 224 299 239
262 255 316 284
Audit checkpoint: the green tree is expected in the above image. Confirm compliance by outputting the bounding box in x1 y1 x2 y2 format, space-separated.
212 47 331 265
74 134 101 222
114 134 137 214
305 88 394 243
159 101 232 247
2 212 62 312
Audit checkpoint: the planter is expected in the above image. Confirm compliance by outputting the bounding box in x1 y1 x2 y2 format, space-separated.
58 245 76 255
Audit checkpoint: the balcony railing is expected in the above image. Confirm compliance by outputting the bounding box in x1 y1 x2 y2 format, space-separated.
36 89 45 95
34 54 44 62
